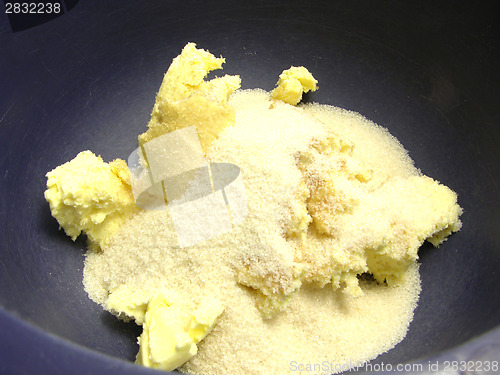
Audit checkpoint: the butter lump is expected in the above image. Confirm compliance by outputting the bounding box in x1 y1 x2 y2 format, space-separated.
139 42 241 153
106 286 150 325
299 174 462 288
44 151 136 249
136 295 223 371
136 296 196 371
271 66 318 105
364 175 463 284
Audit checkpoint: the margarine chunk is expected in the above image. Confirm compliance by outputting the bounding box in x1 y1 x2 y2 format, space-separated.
271 66 318 105
44 151 136 249
139 42 241 153
136 295 223 371
106 286 150 325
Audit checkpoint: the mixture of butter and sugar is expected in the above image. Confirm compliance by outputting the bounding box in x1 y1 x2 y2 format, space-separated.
45 43 462 374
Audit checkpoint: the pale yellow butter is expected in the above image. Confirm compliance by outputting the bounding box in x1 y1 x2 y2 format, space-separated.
271 66 318 105
188 303 225 343
135 295 223 371
44 151 136 249
139 42 241 153
106 286 150 325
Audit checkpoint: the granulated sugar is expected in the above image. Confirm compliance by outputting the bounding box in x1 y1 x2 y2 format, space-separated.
84 89 424 374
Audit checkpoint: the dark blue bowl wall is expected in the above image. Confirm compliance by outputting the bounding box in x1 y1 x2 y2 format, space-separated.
1 1 499 374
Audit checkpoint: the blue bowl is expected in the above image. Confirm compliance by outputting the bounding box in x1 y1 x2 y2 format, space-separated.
1 1 499 374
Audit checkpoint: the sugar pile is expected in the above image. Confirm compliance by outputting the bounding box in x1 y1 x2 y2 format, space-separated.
84 89 425 374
